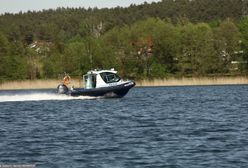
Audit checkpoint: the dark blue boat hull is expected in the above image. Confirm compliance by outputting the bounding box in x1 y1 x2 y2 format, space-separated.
68 81 135 98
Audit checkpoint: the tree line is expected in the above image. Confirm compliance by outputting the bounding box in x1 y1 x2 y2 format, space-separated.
0 0 248 82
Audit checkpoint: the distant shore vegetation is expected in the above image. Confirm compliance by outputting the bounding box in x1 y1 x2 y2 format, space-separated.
1 0 248 83
1 76 248 90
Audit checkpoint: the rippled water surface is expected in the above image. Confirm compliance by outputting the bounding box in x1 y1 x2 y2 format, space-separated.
0 85 248 168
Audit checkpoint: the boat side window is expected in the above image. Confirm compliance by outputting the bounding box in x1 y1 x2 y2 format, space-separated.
100 72 121 83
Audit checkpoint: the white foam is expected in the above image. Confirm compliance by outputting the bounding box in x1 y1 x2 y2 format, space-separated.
0 93 95 102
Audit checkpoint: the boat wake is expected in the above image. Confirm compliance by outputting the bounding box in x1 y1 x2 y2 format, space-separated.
0 93 95 102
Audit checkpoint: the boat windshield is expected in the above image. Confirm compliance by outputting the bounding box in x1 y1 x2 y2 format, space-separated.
100 72 121 83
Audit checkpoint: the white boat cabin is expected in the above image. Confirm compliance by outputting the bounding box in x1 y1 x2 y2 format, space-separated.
83 69 123 89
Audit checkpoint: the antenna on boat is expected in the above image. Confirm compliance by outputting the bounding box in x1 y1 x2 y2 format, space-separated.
87 39 93 70
90 51 93 70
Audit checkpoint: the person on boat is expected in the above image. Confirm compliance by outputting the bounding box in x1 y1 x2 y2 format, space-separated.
63 75 71 86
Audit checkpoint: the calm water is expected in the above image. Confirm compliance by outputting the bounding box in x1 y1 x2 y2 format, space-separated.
0 85 248 168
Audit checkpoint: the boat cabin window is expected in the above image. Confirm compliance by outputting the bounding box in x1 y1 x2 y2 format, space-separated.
100 72 121 83
83 74 96 89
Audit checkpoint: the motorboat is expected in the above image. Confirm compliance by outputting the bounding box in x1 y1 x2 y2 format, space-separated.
57 69 135 98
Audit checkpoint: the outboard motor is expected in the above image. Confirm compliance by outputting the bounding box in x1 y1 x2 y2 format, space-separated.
57 84 69 94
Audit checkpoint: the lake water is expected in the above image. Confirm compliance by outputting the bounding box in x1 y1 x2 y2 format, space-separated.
0 85 248 168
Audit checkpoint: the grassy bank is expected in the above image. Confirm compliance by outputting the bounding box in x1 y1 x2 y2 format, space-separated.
0 80 60 90
0 78 85 90
0 77 248 90
137 76 248 87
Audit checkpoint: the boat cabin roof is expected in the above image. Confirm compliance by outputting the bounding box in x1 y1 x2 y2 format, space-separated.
86 68 117 75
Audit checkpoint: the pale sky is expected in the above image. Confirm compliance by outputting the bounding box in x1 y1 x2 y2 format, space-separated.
0 0 161 14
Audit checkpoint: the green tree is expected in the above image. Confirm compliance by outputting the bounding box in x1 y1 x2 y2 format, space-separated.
177 23 218 75
62 41 88 75
0 32 28 81
214 19 241 72
0 32 10 82
239 16 248 72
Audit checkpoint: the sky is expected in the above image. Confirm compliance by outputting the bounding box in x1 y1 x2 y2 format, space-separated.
0 0 161 14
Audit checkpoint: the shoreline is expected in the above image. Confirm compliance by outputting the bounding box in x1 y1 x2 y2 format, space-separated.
0 77 248 90
137 76 248 87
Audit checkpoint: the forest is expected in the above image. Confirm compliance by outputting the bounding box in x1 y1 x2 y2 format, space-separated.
1 0 248 82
